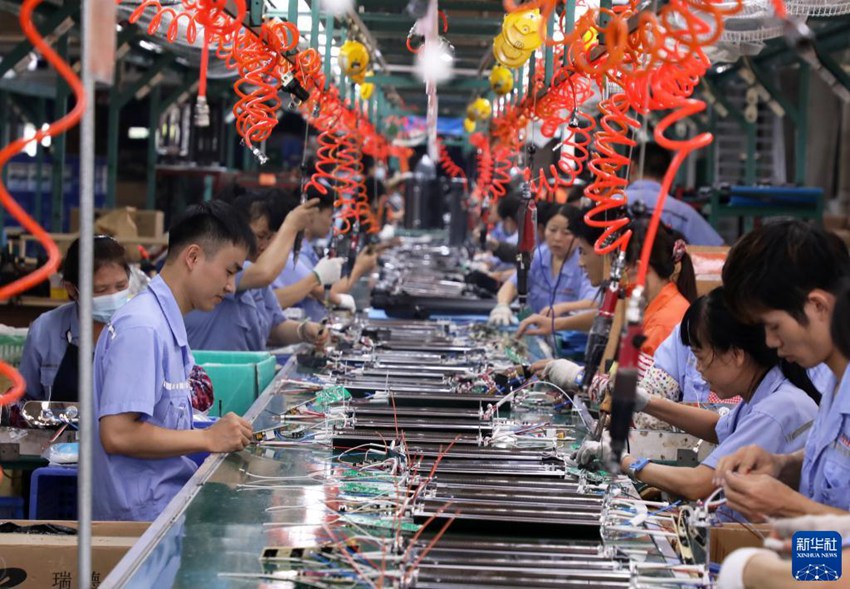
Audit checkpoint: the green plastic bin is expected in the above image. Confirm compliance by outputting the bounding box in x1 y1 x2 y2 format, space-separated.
0 331 28 367
193 351 277 416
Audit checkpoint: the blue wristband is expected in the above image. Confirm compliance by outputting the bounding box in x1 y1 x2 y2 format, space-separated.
627 457 650 479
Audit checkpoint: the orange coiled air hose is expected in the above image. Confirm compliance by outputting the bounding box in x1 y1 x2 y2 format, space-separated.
0 0 87 406
128 0 198 44
437 140 468 191
490 146 512 202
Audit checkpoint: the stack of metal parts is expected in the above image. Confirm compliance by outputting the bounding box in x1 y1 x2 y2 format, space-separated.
371 238 496 319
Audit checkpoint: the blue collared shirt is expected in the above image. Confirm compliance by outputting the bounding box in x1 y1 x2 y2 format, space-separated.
272 250 326 321
626 180 724 246
652 325 711 403
800 366 850 510
18 302 79 401
184 261 285 351
702 365 818 470
92 275 197 521
510 245 597 313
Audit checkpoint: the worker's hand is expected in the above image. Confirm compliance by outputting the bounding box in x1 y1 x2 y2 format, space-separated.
529 359 552 375
575 432 612 467
516 313 554 336
722 472 795 522
713 444 783 486
715 548 779 589
312 257 344 286
488 304 517 326
354 247 379 273
204 412 252 453
335 293 357 312
378 224 395 241
541 359 583 390
633 386 651 413
540 305 557 318
282 198 319 233
301 321 329 345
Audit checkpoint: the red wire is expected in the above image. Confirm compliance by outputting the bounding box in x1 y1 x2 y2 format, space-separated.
0 0 87 406
437 139 468 191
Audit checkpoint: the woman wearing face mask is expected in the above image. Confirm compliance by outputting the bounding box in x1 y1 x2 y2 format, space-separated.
17 236 131 403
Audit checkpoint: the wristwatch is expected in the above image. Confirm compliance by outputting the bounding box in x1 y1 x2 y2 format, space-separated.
626 457 650 480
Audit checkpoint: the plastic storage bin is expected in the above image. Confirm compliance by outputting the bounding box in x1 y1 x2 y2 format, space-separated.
193 351 276 416
28 466 78 520
0 496 25 519
0 330 28 367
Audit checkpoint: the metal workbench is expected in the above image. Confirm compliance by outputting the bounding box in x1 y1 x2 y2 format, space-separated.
103 339 677 588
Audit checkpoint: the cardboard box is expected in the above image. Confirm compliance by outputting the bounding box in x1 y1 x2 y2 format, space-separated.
709 523 773 563
0 520 149 588
688 245 729 297
70 207 164 239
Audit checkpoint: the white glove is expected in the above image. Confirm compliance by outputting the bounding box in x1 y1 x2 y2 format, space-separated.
542 359 584 390
488 304 517 326
336 293 356 312
771 514 850 538
378 224 395 241
716 548 779 589
312 257 344 286
575 432 612 466
634 386 651 413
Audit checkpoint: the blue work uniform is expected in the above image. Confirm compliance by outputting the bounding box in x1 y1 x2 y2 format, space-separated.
18 302 79 401
92 275 197 521
702 365 818 470
652 325 711 403
626 180 724 246
489 222 516 244
272 249 326 321
509 244 597 314
799 366 850 510
184 261 285 351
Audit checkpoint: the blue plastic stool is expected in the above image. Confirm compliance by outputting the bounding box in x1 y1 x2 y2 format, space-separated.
0 496 25 519
29 466 78 520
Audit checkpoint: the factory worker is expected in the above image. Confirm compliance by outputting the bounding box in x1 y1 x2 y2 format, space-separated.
488 194 520 246
713 221 850 520
489 204 597 325
17 236 130 404
92 201 255 521
519 214 696 356
516 205 605 335
614 288 819 505
185 191 328 351
626 142 724 246
273 189 377 320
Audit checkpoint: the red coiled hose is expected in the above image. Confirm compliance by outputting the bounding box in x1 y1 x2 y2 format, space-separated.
1 0 87 405
437 140 468 191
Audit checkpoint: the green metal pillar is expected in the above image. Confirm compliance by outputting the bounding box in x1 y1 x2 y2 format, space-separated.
0 90 7 230
288 0 297 24
35 97 46 225
146 85 161 210
796 63 810 185
51 34 69 232
310 0 320 49
543 9 555 86
324 13 334 90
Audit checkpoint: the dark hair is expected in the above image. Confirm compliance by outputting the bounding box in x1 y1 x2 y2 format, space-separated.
832 279 850 359
62 236 130 288
626 219 697 303
497 195 522 223
633 142 672 180
567 205 605 245
723 221 850 324
683 287 821 404
167 201 255 261
305 184 336 212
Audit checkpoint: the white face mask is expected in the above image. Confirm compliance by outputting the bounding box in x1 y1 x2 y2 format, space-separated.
374 166 387 182
91 288 131 323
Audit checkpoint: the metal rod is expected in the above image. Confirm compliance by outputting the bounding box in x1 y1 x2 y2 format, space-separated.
310 0 320 50
78 1 95 586
146 84 160 209
51 34 69 231
35 96 45 227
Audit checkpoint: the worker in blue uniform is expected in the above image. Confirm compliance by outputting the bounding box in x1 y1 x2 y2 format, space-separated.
272 189 377 320
617 288 819 505
489 204 596 325
184 191 329 350
626 142 724 246
92 201 255 521
714 221 850 519
17 236 130 405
